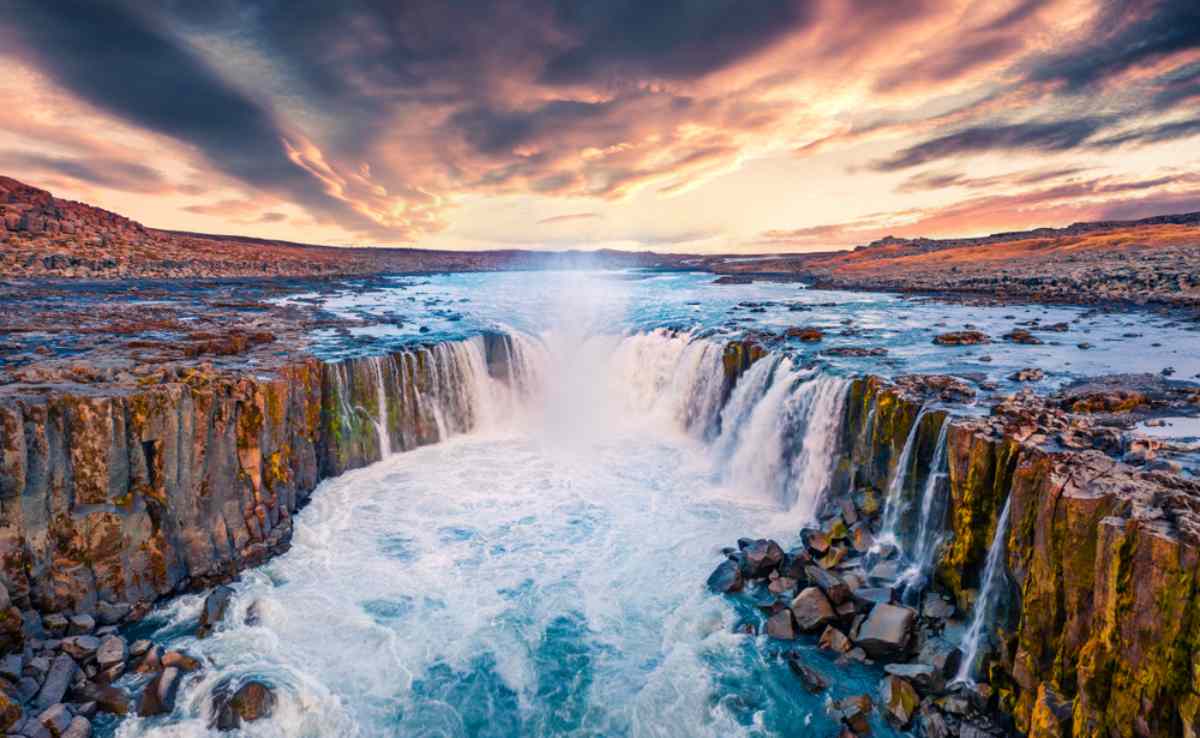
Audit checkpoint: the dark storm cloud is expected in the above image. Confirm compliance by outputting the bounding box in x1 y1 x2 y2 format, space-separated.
873 118 1111 171
0 150 170 193
1026 0 1200 91
1091 118 1200 148
539 0 813 84
2 0 391 235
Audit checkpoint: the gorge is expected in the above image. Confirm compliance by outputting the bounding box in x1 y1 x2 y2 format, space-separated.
1 270 1199 738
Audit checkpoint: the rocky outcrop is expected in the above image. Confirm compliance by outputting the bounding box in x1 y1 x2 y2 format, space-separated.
0 335 524 619
841 376 1200 737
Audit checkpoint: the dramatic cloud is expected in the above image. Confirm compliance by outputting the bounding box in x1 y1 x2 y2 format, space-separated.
0 0 1196 249
873 119 1112 171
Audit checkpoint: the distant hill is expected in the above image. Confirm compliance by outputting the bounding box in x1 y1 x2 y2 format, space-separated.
0 175 683 279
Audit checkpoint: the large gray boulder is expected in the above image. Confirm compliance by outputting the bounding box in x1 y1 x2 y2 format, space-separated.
854 603 916 660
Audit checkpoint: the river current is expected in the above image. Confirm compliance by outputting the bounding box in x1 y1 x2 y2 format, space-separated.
106 270 1198 737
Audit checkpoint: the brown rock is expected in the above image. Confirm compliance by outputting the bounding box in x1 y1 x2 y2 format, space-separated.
790 587 836 632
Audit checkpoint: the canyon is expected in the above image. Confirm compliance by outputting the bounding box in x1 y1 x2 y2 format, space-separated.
0 179 1199 737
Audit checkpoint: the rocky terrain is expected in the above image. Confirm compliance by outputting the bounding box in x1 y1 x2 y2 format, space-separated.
5 175 1200 314
0 176 684 279
708 346 1200 738
704 214 1200 308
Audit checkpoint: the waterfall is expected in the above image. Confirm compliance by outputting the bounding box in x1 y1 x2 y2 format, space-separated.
369 355 392 458
710 355 848 515
323 333 548 470
878 405 928 548
606 329 727 438
900 417 950 591
598 330 848 519
953 494 1013 685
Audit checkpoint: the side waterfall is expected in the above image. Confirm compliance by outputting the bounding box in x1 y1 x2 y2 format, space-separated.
900 417 950 591
954 494 1014 685
322 334 545 473
878 406 929 547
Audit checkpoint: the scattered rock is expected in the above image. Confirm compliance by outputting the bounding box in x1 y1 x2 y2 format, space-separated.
211 680 277 731
1003 329 1043 345
879 675 920 728
790 587 836 632
1010 367 1045 382
933 331 990 346
706 559 743 594
819 625 852 654
38 703 72 736
855 603 916 660
765 609 797 640
138 667 182 716
60 635 100 661
95 636 127 669
786 656 828 693
197 586 235 638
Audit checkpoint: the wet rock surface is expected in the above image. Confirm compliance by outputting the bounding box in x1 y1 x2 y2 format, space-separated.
712 369 1200 737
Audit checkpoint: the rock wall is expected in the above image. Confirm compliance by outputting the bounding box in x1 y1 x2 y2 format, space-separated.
842 377 1200 737
0 336 521 638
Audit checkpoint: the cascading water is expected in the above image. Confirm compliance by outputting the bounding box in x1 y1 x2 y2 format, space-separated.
878 406 928 549
368 355 392 458
953 494 1014 685
899 417 950 591
109 329 883 738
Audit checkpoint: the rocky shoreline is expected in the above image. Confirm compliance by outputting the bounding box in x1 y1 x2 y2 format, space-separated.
0 332 532 735
706 355 1200 738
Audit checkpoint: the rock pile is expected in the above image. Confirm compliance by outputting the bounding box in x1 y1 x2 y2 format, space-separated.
708 513 1010 736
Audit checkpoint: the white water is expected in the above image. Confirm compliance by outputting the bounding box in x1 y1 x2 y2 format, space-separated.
877 406 928 550
112 329 866 738
953 494 1014 685
368 356 392 457
899 417 950 591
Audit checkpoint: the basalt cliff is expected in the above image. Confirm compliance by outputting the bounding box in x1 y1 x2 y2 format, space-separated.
0 332 1196 735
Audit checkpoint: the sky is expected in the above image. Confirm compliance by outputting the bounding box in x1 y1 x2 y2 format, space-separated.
1 0 1198 253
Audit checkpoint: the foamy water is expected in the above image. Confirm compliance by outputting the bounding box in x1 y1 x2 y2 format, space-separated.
109 331 897 738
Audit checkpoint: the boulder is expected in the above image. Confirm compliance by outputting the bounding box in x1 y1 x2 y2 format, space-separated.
854 603 916 660
1011 367 1045 382
95 636 126 669
819 625 852 654
138 667 182 717
67 681 131 716
765 610 796 640
740 539 784 578
919 703 951 738
835 694 873 734
95 602 131 626
786 656 828 693
933 331 989 346
805 565 851 605
197 586 235 638
162 651 201 672
1003 329 1043 345
790 587 836 632
35 655 79 709
211 680 276 731
60 636 100 661
880 675 920 728
67 615 95 635
883 663 943 694
706 559 743 594
38 704 72 736
62 716 92 738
